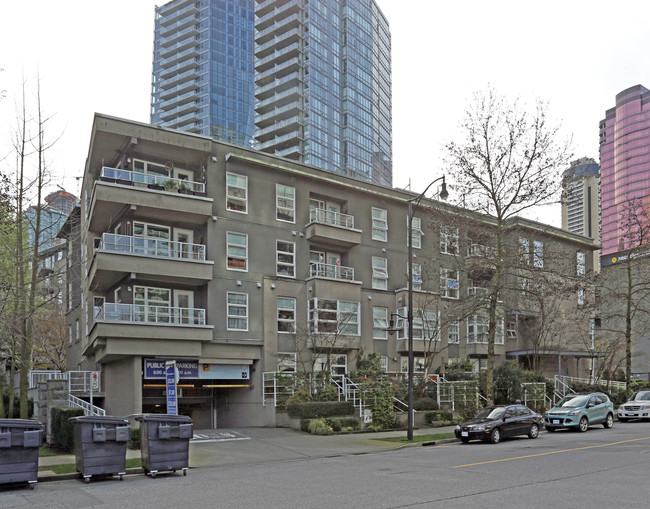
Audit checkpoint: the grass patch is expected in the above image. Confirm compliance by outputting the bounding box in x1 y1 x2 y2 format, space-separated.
39 457 142 474
372 432 456 443
39 445 67 457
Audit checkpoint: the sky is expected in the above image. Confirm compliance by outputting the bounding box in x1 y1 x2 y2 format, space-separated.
1 0 650 227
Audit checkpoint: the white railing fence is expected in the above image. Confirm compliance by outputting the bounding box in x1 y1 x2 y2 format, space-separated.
309 261 355 281
101 166 205 193
95 303 206 326
69 394 105 416
99 232 206 261
309 207 355 229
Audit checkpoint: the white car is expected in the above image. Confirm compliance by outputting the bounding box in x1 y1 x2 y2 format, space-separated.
618 391 650 422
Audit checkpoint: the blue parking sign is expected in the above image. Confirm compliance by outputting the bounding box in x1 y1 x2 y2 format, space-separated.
166 361 178 415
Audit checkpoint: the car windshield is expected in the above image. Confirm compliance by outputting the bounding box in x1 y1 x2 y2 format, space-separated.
630 391 650 402
557 395 589 408
475 407 506 420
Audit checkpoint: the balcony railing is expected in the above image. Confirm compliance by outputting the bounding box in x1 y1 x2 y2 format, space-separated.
309 208 354 229
98 233 206 261
95 303 206 326
100 167 205 194
467 286 488 297
309 262 354 281
467 243 497 258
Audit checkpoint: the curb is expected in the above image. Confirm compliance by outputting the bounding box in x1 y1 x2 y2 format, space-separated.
38 467 145 484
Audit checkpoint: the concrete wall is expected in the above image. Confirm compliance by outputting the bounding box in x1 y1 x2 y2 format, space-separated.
104 357 142 417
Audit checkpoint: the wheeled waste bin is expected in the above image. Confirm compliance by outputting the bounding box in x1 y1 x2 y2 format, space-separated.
134 414 192 478
0 419 43 489
69 415 130 483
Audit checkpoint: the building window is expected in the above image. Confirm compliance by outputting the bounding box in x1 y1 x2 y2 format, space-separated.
578 288 585 306
440 226 458 254
68 325 72 345
440 268 459 299
396 307 438 340
411 263 422 291
401 356 425 373
380 356 388 372
314 354 348 375
226 172 247 213
409 216 422 249
276 184 295 222
533 240 544 268
276 241 295 277
278 353 297 372
227 232 248 271
371 207 387 242
227 292 248 331
467 316 504 344
75 320 80 343
447 320 459 344
506 320 517 339
372 256 388 290
373 307 388 339
308 298 360 335
519 238 530 264
134 286 171 322
277 297 296 333
577 252 586 276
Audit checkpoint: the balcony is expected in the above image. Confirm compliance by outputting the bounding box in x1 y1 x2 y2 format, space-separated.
89 168 212 233
305 208 361 248
96 303 205 326
255 116 302 141
467 286 488 298
467 243 497 258
308 262 356 282
89 233 213 290
255 57 302 85
255 42 302 73
255 2 302 32
466 340 506 357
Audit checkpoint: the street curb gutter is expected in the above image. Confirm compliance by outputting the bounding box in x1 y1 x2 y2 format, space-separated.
38 467 145 484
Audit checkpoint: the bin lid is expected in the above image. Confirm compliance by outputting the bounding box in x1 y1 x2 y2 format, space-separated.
0 418 44 430
68 415 130 424
132 413 192 423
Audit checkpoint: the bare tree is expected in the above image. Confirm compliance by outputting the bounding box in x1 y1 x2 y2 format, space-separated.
445 86 572 403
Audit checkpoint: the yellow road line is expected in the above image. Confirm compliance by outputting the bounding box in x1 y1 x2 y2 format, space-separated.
453 437 650 468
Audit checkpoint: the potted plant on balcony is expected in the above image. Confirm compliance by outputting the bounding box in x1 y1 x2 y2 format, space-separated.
147 178 164 191
178 181 192 195
162 179 179 192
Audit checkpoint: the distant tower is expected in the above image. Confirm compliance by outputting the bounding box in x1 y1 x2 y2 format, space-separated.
599 85 650 257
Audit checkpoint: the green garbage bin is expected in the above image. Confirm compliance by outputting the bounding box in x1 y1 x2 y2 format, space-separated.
69 415 130 483
134 414 192 478
0 419 43 489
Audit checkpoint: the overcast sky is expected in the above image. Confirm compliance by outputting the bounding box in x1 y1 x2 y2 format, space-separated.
1 0 649 226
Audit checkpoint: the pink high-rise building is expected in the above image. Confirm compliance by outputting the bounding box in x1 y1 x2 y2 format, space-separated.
600 85 650 257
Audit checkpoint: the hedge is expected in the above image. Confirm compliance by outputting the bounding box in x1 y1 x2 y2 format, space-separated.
287 401 354 419
424 410 453 423
300 417 359 434
413 398 438 411
51 407 84 452
128 426 141 450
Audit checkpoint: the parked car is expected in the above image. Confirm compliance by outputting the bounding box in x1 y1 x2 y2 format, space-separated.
618 391 650 422
455 404 543 444
544 393 614 432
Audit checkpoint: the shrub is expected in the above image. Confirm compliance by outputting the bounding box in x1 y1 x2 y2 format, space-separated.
316 383 340 402
128 426 140 450
1 389 34 418
326 417 358 432
303 418 330 435
424 410 453 423
286 401 354 419
51 407 84 452
413 397 438 411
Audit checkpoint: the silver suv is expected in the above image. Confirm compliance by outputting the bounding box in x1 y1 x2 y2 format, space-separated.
618 391 650 422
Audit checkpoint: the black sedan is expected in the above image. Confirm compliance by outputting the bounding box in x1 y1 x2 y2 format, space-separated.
455 404 543 444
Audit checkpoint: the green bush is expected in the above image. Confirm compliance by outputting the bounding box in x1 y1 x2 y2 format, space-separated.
413 398 438 411
316 384 340 402
326 417 358 432
424 410 453 423
0 389 34 418
299 418 330 435
51 407 84 452
128 426 140 450
287 401 354 419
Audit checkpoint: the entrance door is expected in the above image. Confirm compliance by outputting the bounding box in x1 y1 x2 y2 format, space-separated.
175 228 194 259
174 290 194 324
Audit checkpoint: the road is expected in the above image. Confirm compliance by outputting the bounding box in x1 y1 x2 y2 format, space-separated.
3 422 649 508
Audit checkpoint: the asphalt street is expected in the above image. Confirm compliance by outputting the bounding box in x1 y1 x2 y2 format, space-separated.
3 422 650 508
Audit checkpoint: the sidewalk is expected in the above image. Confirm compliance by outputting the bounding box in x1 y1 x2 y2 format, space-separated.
36 425 458 482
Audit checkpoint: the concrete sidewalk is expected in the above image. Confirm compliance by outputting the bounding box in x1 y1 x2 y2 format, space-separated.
36 425 458 482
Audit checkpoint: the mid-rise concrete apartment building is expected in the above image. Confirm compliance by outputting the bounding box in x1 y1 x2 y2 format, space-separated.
65 114 597 428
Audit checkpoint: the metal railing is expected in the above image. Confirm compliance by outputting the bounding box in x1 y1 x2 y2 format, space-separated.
29 370 100 392
309 207 355 229
100 166 205 194
309 262 355 281
29 370 66 388
95 303 206 326
98 232 206 261
554 375 626 398
69 394 105 416
467 243 497 258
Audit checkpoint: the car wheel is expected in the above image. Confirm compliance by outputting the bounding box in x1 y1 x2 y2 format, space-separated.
618 417 628 423
460 437 470 444
579 416 589 432
528 423 539 439
489 428 501 444
546 426 556 432
603 414 614 428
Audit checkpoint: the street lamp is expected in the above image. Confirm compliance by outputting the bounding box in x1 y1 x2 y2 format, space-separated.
387 176 449 441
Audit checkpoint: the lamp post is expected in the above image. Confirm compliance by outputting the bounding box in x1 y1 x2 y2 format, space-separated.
387 176 448 441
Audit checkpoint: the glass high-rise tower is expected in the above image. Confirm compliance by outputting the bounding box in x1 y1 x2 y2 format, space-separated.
600 85 650 256
151 0 256 146
152 0 392 187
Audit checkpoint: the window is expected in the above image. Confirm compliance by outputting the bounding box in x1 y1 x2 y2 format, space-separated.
396 307 438 340
226 172 247 213
506 320 517 339
68 325 72 345
278 353 297 372
314 354 348 375
411 263 422 291
380 356 388 372
371 207 387 241
227 232 248 271
227 292 248 330
277 297 296 333
447 320 459 344
577 252 586 276
533 241 544 268
409 216 422 249
519 238 530 264
372 257 388 290
401 356 425 373
308 298 360 335
276 241 295 277
75 320 80 343
440 268 459 299
467 316 504 344
578 288 585 306
134 286 171 322
276 184 295 222
440 226 458 254
373 307 388 339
